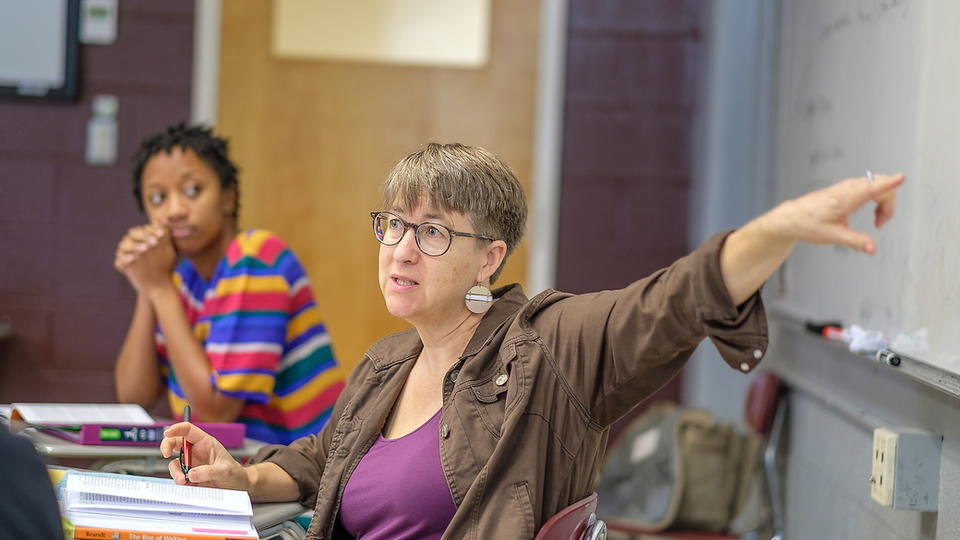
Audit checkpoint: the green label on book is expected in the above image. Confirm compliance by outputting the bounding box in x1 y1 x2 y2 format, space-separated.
99 428 121 440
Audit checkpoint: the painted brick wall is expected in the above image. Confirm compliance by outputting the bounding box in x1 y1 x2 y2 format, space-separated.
558 0 704 423
0 1 194 404
559 0 702 290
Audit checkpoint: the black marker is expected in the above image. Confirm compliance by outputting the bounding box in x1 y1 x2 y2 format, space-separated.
876 349 901 367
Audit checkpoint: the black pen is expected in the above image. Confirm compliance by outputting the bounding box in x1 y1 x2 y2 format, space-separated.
180 405 192 481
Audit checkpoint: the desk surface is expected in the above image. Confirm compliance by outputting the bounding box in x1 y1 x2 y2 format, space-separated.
253 501 309 529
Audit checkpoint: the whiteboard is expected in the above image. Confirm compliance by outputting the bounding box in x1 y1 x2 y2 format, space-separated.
0 0 78 99
773 0 960 373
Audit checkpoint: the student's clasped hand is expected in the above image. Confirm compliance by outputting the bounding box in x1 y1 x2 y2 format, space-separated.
161 422 249 490
114 223 177 293
767 172 904 255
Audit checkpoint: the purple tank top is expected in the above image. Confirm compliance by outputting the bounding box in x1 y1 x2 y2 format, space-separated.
339 409 457 539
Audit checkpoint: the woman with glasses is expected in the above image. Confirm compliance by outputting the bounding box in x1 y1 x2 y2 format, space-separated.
161 142 903 539
113 123 344 444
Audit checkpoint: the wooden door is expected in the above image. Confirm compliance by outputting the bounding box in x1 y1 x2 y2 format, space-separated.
217 1 539 371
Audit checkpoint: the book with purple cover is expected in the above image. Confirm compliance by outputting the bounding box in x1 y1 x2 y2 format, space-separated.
41 422 247 448
9 403 246 447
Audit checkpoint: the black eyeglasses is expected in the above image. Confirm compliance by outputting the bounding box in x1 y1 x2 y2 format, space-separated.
370 211 495 256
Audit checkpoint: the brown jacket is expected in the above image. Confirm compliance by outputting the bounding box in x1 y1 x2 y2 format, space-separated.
253 232 768 539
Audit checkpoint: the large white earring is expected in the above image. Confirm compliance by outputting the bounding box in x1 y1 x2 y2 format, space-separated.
465 284 493 314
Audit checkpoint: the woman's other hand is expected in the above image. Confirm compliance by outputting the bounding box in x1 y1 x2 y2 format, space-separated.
114 224 177 293
161 422 250 490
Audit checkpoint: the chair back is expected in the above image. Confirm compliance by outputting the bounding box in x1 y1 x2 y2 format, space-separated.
744 371 781 436
536 492 606 540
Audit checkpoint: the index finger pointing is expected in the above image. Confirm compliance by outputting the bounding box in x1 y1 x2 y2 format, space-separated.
870 173 905 227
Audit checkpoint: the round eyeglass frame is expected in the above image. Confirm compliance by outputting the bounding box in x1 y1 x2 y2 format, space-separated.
370 211 495 256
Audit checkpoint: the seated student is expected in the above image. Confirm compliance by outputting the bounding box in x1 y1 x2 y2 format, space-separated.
114 123 343 444
161 143 904 538
0 426 64 540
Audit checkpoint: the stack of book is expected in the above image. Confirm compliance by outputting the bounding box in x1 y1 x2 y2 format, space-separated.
57 470 258 540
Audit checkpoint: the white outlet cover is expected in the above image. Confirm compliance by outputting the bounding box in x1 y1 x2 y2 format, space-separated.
871 428 897 507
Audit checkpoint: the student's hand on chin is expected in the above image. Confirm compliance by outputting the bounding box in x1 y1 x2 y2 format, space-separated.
115 224 177 293
140 224 177 276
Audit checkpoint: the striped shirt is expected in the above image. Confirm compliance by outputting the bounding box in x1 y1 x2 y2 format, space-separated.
156 229 344 444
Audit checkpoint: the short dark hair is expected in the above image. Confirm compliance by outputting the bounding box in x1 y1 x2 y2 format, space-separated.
131 122 240 219
383 143 527 284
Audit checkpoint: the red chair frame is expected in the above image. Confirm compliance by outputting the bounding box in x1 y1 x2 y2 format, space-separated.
537 492 608 540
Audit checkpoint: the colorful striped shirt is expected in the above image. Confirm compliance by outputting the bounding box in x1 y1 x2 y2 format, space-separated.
155 229 344 444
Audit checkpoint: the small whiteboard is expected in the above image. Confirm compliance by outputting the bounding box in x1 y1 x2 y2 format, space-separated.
0 0 79 100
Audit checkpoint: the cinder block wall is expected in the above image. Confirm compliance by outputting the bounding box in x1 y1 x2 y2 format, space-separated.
0 1 194 405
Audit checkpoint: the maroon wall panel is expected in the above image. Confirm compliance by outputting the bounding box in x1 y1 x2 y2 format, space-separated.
557 0 704 433
0 1 195 404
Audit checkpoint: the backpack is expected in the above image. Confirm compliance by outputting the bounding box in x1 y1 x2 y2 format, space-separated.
595 401 767 533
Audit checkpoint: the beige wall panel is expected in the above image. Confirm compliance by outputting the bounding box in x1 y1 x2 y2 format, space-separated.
218 0 538 371
273 0 490 68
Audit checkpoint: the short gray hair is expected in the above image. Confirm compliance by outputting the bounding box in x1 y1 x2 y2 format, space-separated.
382 142 527 283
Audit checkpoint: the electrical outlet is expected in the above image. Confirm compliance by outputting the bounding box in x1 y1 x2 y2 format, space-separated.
870 428 942 511
870 428 896 506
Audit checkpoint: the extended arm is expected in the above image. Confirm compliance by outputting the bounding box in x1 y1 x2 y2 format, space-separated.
533 173 904 426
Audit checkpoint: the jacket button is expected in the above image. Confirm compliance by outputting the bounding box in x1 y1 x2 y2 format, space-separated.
440 423 450 438
753 349 763 359
449 369 460 382
495 373 508 386
740 362 750 372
